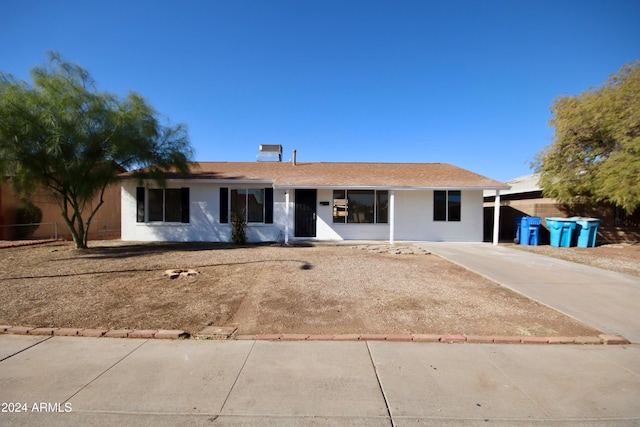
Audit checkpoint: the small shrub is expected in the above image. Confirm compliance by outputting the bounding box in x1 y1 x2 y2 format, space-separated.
13 202 42 240
231 209 247 245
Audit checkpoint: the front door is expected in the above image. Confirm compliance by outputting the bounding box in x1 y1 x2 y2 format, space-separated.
294 189 317 237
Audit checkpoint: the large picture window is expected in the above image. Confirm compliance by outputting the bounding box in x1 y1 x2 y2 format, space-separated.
333 190 388 224
434 190 461 222
136 187 189 223
222 187 273 224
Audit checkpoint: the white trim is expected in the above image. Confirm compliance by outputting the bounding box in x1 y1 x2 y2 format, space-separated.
276 185 510 191
125 178 275 186
130 180 510 192
389 190 395 244
126 181 508 192
284 189 290 245
493 189 501 245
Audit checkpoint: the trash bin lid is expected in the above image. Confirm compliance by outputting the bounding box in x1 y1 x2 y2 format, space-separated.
528 216 541 225
575 217 601 226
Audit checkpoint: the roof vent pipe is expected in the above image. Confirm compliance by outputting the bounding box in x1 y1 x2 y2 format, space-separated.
292 149 297 166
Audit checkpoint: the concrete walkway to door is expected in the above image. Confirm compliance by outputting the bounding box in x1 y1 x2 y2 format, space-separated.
417 242 640 344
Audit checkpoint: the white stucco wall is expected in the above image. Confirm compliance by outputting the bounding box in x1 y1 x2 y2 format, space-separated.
308 189 483 242
122 182 485 243
392 190 483 242
121 181 286 243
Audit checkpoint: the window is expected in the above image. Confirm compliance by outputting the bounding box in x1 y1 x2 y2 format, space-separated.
232 189 264 223
148 189 165 221
149 189 182 222
221 187 273 224
333 190 347 223
434 191 446 221
136 187 189 223
348 190 374 223
376 191 389 224
434 190 461 222
448 191 461 221
136 187 145 222
333 190 388 224
220 187 229 223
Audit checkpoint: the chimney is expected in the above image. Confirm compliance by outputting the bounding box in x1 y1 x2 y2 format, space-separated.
292 149 297 166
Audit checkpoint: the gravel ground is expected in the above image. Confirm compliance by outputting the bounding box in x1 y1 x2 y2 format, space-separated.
510 242 640 277
0 240 601 337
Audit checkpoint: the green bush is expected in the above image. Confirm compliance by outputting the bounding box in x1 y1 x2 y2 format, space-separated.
13 202 42 240
231 209 247 245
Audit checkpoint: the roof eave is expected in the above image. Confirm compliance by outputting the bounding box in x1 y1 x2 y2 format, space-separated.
275 184 512 190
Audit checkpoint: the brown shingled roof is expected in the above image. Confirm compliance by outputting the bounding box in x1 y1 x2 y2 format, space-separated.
123 162 509 189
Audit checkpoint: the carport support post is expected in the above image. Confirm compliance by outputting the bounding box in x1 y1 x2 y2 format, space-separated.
389 190 395 244
284 189 290 245
492 189 501 245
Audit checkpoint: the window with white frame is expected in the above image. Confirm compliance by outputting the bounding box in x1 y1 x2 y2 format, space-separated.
433 190 461 222
136 187 190 223
333 190 388 224
220 187 273 224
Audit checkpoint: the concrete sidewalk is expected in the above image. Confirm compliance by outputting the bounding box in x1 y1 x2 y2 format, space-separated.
1 334 639 426
419 242 640 344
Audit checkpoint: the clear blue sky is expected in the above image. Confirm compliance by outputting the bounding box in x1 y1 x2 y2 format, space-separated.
1 0 639 182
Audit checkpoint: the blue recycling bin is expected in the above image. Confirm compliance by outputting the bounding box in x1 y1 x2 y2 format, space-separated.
574 218 601 248
520 216 541 246
545 218 577 247
514 217 523 243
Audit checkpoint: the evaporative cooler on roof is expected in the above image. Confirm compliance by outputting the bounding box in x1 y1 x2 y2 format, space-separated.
256 144 282 162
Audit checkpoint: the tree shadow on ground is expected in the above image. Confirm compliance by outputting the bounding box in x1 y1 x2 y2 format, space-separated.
1 258 314 281
55 241 316 261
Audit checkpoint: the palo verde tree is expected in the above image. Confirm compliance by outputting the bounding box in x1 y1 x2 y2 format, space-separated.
0 52 193 249
534 60 640 213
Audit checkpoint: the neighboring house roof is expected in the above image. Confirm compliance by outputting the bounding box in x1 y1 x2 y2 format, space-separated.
122 162 510 190
483 173 540 197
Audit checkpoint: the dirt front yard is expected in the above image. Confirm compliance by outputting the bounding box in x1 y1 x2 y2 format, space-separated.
0 241 602 337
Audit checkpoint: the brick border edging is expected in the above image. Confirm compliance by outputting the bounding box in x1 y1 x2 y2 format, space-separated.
0 326 188 339
0 325 631 345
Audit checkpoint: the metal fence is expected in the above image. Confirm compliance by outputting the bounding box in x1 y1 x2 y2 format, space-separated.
0 219 121 241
